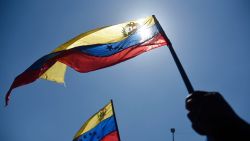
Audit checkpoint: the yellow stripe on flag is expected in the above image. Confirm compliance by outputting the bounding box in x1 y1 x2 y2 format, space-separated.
74 102 114 139
39 62 66 83
54 16 155 52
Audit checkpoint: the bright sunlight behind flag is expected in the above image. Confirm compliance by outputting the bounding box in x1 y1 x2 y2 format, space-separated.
5 15 170 105
73 102 120 141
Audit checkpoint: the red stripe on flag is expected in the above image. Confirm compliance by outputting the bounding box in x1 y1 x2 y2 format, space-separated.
5 61 56 106
58 33 167 73
101 131 120 141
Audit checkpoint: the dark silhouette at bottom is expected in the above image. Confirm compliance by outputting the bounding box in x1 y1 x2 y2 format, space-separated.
185 91 250 141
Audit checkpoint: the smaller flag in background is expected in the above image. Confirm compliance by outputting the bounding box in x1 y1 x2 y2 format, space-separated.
73 101 120 141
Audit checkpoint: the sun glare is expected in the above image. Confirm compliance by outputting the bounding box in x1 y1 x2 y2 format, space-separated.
138 27 152 41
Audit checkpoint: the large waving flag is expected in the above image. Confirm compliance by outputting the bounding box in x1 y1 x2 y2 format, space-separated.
73 101 120 141
5 15 170 105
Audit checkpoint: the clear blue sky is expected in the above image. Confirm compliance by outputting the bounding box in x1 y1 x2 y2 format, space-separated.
1 0 250 141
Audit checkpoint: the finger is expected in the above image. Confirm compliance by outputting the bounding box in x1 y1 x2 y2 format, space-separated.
187 111 209 135
186 90 208 103
187 112 197 123
186 95 203 111
192 124 207 135
189 90 208 96
186 91 210 111
186 98 197 111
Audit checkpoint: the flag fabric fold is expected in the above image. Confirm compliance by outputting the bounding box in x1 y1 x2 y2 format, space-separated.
5 15 170 105
73 102 120 141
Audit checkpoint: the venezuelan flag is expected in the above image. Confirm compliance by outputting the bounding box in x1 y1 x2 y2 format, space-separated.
5 15 170 105
73 102 120 141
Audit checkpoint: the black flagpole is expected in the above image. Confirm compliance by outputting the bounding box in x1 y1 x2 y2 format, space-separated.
110 99 122 141
153 15 194 94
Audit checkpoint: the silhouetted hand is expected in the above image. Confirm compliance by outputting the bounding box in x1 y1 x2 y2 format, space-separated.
186 91 250 141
